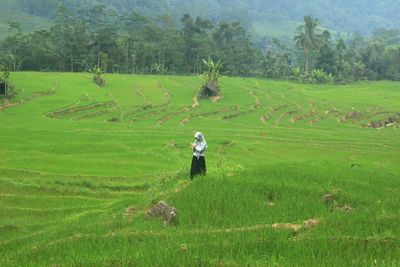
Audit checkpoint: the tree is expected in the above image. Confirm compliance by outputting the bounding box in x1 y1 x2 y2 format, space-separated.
294 16 323 75
87 5 118 72
384 47 400 80
315 30 336 75
335 38 346 81
361 39 386 80
156 14 185 74
262 38 292 79
213 21 258 76
180 14 213 74
7 22 22 72
0 64 13 97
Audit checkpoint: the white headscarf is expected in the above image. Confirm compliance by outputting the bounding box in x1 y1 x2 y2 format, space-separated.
193 132 207 157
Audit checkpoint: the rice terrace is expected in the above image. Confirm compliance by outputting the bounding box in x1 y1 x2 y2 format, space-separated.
1 0 400 265
1 72 400 266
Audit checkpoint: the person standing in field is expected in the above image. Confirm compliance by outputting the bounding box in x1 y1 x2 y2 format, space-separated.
190 132 207 179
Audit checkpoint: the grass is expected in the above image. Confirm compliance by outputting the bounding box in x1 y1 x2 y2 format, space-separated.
0 72 400 266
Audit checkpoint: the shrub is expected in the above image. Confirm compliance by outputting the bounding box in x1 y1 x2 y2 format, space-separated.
0 65 15 98
199 57 223 97
305 69 335 84
88 66 106 87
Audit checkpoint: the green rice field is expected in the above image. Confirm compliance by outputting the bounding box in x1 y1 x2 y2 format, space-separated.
1 72 399 266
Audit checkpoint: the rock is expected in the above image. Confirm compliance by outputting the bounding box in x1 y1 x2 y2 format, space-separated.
146 201 178 225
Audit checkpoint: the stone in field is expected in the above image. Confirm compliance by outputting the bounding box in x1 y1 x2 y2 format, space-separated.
146 201 178 225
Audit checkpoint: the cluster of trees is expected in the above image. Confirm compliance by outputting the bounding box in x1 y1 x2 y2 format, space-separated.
16 0 400 35
263 16 400 83
0 4 400 84
0 5 258 76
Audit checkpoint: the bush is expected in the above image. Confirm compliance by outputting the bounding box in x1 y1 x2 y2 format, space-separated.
200 57 222 97
290 68 335 84
305 69 335 84
0 65 15 98
88 66 106 87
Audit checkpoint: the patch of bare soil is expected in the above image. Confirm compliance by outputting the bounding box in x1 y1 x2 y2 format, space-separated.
321 193 353 212
157 106 191 126
192 96 200 109
48 101 116 118
275 110 300 126
365 115 400 129
180 105 240 126
2 89 56 111
129 105 169 122
260 105 288 123
290 102 318 123
210 95 222 102
272 218 321 232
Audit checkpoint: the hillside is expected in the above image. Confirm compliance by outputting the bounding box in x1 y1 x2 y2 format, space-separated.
1 73 400 265
2 0 400 40
0 1 51 40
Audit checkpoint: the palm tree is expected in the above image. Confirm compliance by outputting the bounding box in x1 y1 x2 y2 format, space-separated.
294 16 323 75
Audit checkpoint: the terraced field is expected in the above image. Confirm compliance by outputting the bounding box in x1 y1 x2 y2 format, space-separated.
1 72 399 266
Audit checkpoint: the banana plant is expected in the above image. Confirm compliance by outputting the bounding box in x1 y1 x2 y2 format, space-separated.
88 66 106 87
201 56 223 97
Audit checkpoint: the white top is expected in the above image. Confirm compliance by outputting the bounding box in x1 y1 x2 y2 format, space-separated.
192 132 207 158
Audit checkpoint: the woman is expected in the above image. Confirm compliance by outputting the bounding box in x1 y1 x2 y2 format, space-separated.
190 132 207 179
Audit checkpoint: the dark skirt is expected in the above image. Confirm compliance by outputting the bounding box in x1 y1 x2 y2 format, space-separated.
190 156 206 179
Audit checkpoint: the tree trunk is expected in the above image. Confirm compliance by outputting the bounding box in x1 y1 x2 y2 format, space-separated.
97 39 101 67
194 51 200 75
304 47 309 75
117 44 120 73
70 54 74 72
126 45 129 74
13 39 16 72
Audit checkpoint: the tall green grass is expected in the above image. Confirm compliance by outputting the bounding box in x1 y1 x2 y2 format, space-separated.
0 72 399 266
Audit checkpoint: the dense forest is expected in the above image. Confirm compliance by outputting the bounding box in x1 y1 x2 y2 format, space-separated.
1 4 400 84
11 0 400 34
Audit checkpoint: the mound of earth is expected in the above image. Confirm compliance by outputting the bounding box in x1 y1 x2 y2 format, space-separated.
146 201 178 225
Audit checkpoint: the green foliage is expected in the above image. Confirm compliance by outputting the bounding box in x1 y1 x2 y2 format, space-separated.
1 6 400 83
200 57 223 97
341 61 367 83
88 66 106 87
6 0 400 37
0 64 14 97
305 69 335 84
0 64 10 81
262 39 293 79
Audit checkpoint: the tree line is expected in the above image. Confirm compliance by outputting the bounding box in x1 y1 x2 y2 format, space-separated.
16 0 400 35
1 5 400 84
